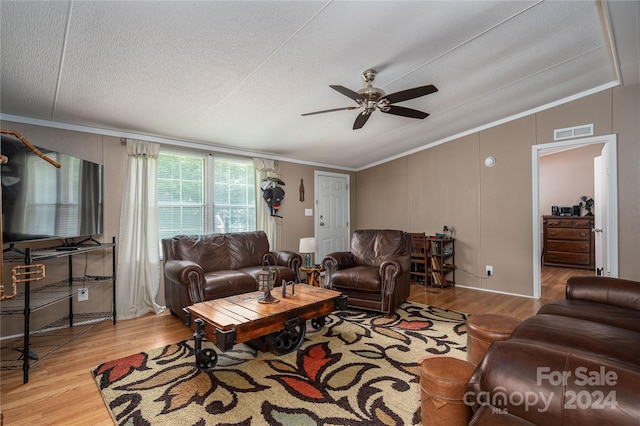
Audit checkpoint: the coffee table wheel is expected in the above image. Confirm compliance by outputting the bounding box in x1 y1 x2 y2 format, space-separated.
193 318 218 369
311 315 326 330
266 320 306 356
196 348 218 369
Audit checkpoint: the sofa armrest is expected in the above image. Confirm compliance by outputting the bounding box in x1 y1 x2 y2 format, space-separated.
321 252 356 289
379 256 404 288
322 252 357 270
164 259 206 303
566 276 640 311
266 251 302 269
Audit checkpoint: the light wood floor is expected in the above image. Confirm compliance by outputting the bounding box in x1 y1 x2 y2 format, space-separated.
0 266 593 425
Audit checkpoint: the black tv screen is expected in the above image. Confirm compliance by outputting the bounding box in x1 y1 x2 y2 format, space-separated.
1 135 104 244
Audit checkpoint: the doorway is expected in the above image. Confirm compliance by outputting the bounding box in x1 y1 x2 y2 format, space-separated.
314 171 350 261
531 134 618 299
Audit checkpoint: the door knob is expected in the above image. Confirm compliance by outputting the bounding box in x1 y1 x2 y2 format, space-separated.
592 228 603 233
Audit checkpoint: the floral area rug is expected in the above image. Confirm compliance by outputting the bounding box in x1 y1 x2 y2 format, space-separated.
93 302 467 425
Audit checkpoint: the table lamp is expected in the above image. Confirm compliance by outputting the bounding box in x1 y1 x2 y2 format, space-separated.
299 237 316 268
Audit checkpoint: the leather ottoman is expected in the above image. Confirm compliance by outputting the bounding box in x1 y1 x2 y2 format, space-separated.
466 313 520 366
419 356 475 426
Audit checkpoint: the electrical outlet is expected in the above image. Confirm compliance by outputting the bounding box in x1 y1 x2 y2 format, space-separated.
78 288 89 301
486 265 493 276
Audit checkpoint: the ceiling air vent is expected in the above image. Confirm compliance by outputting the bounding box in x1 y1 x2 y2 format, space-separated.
554 124 594 141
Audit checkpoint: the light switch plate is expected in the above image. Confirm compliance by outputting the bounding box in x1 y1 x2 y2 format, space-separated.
305 209 313 216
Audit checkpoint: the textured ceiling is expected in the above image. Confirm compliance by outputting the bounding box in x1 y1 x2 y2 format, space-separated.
1 1 638 170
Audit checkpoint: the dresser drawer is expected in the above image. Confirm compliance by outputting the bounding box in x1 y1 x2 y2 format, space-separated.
546 240 591 253
545 251 592 266
545 228 591 240
545 218 592 228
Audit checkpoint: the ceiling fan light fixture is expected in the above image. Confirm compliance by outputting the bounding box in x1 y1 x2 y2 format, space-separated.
302 69 437 129
362 69 377 84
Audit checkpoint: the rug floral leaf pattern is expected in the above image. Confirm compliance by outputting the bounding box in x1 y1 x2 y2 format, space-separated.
93 302 467 425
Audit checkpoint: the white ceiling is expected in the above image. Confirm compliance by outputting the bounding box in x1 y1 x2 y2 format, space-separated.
1 1 638 170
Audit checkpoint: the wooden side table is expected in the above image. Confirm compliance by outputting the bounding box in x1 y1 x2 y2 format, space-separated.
300 266 323 287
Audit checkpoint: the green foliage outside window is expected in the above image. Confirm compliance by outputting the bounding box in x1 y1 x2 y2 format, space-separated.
157 151 255 251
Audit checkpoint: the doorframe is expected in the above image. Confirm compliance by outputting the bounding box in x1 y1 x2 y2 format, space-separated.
314 170 351 260
531 134 618 299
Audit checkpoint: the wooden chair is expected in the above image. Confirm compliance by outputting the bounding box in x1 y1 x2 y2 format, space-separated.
409 232 428 284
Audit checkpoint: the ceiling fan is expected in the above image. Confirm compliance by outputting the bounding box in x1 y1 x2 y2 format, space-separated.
301 69 438 130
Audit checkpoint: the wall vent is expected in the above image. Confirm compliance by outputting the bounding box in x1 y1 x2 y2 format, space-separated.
554 124 594 141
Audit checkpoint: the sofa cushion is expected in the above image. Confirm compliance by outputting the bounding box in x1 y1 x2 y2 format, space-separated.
469 340 640 426
238 265 297 286
170 231 272 272
172 234 232 271
538 299 640 332
225 231 270 269
567 276 640 311
202 270 258 300
331 265 381 293
510 314 640 368
351 229 408 267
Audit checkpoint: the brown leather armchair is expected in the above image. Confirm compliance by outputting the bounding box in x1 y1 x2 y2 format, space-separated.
321 229 411 315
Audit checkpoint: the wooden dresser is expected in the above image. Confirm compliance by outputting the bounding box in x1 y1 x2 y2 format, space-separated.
542 215 594 269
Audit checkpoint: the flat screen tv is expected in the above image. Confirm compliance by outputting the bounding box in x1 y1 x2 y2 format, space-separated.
1 135 104 246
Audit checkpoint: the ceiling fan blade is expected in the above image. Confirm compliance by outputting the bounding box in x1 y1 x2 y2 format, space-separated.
330 85 363 101
384 84 438 104
353 111 372 130
301 106 358 116
382 105 429 119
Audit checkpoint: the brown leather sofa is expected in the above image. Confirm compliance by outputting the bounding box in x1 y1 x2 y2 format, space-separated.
162 231 301 321
467 276 640 425
321 229 410 315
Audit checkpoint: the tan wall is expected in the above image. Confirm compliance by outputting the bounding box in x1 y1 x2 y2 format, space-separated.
356 84 640 296
356 157 408 230
479 116 535 295
0 121 355 337
612 84 640 281
539 144 604 217
277 162 357 253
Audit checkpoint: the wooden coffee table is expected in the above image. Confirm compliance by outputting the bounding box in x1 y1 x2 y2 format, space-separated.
184 283 346 369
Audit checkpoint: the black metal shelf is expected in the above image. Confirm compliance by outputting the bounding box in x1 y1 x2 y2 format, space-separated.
0 312 113 370
0 237 116 383
0 276 115 314
3 241 116 263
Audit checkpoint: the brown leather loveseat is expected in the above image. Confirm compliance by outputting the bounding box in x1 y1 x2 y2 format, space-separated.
162 231 301 321
321 229 410 315
467 276 640 425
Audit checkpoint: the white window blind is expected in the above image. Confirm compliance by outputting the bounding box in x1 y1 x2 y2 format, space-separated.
157 150 256 250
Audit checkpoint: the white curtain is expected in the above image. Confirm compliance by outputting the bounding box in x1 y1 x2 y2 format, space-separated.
116 139 164 320
253 158 276 248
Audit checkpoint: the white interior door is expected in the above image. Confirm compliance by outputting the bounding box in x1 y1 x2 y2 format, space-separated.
594 142 618 277
315 171 350 262
593 155 605 275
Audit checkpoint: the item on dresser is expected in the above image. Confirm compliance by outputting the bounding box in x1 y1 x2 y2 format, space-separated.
542 215 594 269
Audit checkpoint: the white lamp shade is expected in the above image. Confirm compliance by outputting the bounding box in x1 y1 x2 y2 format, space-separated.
299 237 316 253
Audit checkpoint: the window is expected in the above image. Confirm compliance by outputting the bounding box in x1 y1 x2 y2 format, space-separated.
213 157 256 233
157 150 255 247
